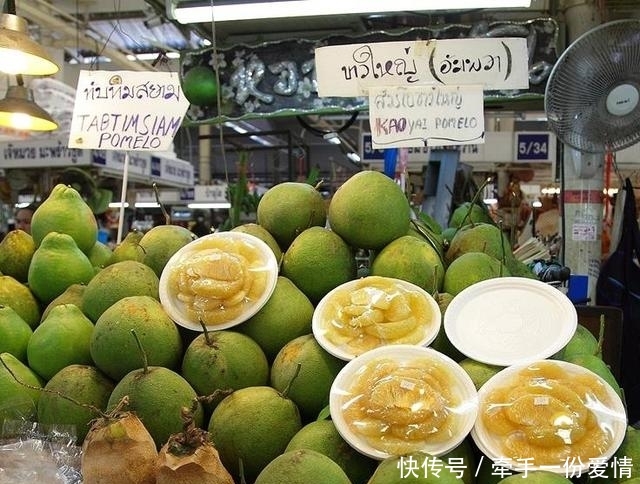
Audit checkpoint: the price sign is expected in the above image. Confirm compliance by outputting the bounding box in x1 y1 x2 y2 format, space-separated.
516 132 552 161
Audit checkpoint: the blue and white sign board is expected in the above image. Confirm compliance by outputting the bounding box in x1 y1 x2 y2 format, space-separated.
368 84 485 148
514 132 556 163
150 154 194 187
0 139 91 168
92 150 151 178
315 38 529 97
68 70 189 152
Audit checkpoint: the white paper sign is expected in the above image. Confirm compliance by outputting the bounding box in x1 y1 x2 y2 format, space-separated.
68 70 189 151
316 38 528 97
369 84 485 148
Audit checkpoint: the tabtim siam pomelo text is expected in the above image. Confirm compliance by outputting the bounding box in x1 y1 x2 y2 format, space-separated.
396 455 634 480
74 113 182 150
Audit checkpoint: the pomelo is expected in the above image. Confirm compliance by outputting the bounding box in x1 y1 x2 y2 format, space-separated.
445 222 513 266
497 471 573 483
107 230 145 265
448 201 493 228
328 170 411 250
37 364 114 443
254 449 352 484
443 252 509 296
0 275 41 328
270 334 345 420
0 305 32 362
231 222 283 262
41 283 86 322
0 229 35 282
256 181 327 249
208 385 302 482
139 224 196 277
90 295 182 381
81 260 160 322
281 226 356 304
239 276 314 361
459 357 504 390
0 352 43 426
87 240 113 270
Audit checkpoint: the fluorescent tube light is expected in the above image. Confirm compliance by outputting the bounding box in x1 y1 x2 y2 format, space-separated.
109 202 130 208
135 202 161 208
188 202 232 209
173 0 532 23
126 52 180 61
323 132 341 145
346 152 361 163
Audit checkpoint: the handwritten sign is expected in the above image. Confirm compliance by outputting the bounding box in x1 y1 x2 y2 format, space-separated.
315 38 528 97
69 70 189 151
369 85 485 149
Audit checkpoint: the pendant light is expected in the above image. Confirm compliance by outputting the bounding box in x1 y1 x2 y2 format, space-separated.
0 74 58 131
0 0 59 76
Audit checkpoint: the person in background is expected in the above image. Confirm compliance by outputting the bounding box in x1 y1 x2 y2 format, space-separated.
14 204 38 235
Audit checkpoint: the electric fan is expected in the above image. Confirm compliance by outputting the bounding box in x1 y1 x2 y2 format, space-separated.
545 19 640 154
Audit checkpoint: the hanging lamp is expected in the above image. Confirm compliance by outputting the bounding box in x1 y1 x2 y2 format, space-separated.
0 75 58 131
0 0 59 76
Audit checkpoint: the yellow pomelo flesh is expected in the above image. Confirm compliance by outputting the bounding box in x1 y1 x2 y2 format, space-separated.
139 224 196 277
90 295 182 381
328 170 411 250
31 183 98 255
0 352 43 425
281 226 356 304
256 181 327 250
81 260 159 322
107 366 203 449
0 229 35 282
0 305 32 363
181 330 269 411
37 364 114 444
27 231 95 305
0 275 41 328
239 276 314 361
208 385 302 482
254 449 352 484
27 303 94 381
285 419 377 484
270 334 345 420
371 234 445 294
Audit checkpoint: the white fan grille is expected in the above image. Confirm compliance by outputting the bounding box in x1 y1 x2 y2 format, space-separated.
545 19 640 153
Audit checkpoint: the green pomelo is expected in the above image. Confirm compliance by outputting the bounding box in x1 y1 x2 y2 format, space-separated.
0 229 35 282
445 222 513 266
497 470 573 483
81 260 159 322
254 449 352 484
370 234 445 294
181 330 269 411
270 334 345 420
108 366 203 449
611 426 640 481
281 226 356 304
31 183 98 254
41 283 86 322
90 295 182 381
328 170 411 250
0 275 41 328
443 252 510 296
441 227 458 247
0 352 43 425
505 258 537 279
430 292 466 362
0 305 32 362
475 454 509 483
285 419 377 484
181 65 219 106
87 240 113 269
231 222 283 262
239 276 314 361
439 437 476 484
208 385 302 482
564 353 622 398
368 451 460 483
27 303 94 381
37 364 114 444
256 182 327 250
459 358 504 390
139 224 196 277
449 202 493 228
555 323 600 360
27 232 95 304
107 230 145 265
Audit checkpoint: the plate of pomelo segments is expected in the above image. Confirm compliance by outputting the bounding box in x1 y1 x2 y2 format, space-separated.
312 275 441 361
159 231 279 331
443 277 578 366
471 359 627 475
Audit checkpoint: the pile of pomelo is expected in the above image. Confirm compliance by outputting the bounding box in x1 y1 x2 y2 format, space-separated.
0 174 636 484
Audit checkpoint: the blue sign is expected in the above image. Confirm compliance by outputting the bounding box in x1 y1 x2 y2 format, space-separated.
516 132 550 161
362 134 385 160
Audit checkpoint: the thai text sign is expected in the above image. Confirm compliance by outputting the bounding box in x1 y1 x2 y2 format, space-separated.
369 85 485 148
69 70 189 151
316 38 528 97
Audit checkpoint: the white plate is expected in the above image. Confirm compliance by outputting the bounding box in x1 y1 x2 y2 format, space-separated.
471 359 627 475
330 344 478 460
159 231 279 331
443 277 577 366
312 276 441 361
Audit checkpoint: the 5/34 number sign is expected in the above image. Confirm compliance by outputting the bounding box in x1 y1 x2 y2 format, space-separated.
516 132 552 161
